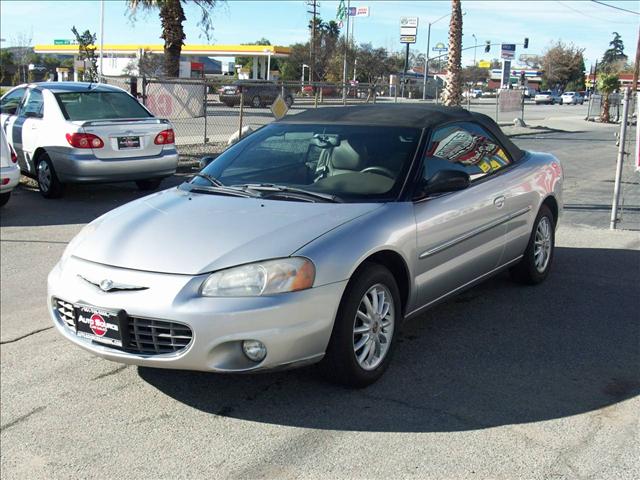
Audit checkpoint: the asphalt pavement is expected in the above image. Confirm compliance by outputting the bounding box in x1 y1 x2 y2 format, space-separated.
0 108 638 479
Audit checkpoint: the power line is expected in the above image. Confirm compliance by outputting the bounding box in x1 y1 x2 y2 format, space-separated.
590 0 640 16
557 1 637 24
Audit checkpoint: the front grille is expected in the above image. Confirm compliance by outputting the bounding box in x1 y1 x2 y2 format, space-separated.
53 297 192 355
127 317 192 354
55 298 76 330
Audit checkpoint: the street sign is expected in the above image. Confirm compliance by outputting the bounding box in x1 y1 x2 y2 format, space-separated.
348 6 356 16
432 42 447 52
270 95 289 120
54 39 72 45
400 35 417 44
355 6 370 17
400 16 418 27
478 60 491 68
501 43 516 60
401 26 417 36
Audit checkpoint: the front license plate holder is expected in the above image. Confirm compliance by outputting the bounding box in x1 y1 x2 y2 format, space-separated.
117 136 141 149
74 304 126 348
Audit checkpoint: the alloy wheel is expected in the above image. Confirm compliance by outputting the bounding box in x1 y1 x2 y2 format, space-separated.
38 161 52 193
534 217 552 273
353 283 395 371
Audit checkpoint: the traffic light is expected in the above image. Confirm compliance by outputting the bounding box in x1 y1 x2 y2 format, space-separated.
520 71 526 85
485 40 490 53
524 37 529 49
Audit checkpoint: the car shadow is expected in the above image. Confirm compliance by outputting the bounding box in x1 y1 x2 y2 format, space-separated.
139 246 640 432
0 173 191 228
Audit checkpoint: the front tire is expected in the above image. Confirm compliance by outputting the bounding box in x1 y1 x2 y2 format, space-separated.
321 263 400 388
510 204 555 285
251 95 262 108
37 153 64 199
135 178 162 191
0 192 10 207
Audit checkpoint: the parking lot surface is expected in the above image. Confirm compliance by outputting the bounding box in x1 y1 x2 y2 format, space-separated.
1 112 638 479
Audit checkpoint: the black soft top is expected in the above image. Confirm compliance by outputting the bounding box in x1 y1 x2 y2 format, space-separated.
281 104 524 162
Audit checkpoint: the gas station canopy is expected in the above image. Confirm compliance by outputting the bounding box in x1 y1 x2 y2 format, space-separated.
34 44 291 57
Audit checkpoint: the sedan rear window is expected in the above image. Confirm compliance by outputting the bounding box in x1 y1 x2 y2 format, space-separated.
54 91 151 121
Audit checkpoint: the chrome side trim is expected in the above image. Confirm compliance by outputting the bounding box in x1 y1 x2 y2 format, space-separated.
419 205 532 259
406 255 524 319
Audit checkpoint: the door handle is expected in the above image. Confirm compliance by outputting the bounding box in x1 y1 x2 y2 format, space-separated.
494 196 505 209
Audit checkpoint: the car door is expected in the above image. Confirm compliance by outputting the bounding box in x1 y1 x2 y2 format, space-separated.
0 87 27 156
412 122 515 309
12 88 44 173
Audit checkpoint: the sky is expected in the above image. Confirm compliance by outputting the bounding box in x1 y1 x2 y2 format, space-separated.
0 0 638 68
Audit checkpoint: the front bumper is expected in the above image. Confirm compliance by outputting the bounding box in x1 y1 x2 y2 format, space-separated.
47 146 179 183
0 165 20 193
48 256 347 372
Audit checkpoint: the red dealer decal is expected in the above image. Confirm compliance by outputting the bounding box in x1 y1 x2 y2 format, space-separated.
89 313 108 337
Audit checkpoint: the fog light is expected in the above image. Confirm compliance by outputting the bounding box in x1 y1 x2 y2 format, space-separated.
242 340 267 362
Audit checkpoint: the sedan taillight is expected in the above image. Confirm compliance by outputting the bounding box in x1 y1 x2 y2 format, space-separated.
9 145 18 163
154 129 175 145
66 133 104 149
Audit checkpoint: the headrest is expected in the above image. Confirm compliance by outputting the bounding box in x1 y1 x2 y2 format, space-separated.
330 139 367 170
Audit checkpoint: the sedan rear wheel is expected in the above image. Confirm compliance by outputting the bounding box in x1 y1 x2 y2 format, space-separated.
0 192 10 207
320 263 400 387
37 153 64 199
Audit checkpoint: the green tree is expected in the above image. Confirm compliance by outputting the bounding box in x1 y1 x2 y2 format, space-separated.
601 32 627 73
541 41 585 91
355 44 396 83
598 73 619 123
127 0 221 78
72 26 99 82
442 0 463 106
0 49 15 84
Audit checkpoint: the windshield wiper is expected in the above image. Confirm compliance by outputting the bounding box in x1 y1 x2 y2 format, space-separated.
192 172 225 187
234 183 343 203
184 182 260 199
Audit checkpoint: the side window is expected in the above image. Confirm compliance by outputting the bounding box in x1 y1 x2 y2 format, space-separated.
424 122 512 182
0 88 27 115
20 90 44 118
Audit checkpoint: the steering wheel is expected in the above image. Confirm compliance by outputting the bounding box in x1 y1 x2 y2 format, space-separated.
360 166 395 179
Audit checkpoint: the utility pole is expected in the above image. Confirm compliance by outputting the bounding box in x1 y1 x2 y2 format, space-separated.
307 0 318 83
99 0 105 80
341 0 351 103
632 26 639 97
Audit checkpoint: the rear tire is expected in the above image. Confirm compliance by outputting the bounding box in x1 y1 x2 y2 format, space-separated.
510 204 555 285
0 192 10 207
135 178 162 191
37 153 64 199
285 95 294 108
320 263 401 388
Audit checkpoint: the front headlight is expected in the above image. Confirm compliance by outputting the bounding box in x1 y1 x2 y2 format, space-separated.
200 257 315 297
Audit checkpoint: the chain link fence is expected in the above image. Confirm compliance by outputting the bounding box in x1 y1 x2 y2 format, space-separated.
101 76 379 162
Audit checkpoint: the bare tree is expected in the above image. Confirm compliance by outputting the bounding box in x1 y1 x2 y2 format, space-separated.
11 30 33 84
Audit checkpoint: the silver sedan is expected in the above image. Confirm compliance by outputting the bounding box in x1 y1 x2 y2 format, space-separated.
48 104 563 387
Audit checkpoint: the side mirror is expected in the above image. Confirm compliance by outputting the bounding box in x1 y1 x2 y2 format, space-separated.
199 156 216 170
423 169 470 195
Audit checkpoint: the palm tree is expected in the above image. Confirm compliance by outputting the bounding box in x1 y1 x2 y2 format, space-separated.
598 73 619 123
442 0 463 106
127 0 220 78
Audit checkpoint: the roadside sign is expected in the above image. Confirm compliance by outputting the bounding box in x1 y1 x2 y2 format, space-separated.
355 6 370 17
432 42 447 52
401 26 417 36
400 35 417 44
54 39 72 45
478 60 491 68
400 16 418 27
271 95 289 120
501 43 516 60
348 6 356 16
501 60 512 88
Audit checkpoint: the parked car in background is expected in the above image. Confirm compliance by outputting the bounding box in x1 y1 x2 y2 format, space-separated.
301 85 338 97
534 91 562 105
0 128 20 207
463 89 483 99
219 80 294 108
0 82 178 199
561 91 584 105
49 104 563 387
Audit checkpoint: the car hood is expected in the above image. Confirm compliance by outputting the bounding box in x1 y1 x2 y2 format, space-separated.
70 187 381 275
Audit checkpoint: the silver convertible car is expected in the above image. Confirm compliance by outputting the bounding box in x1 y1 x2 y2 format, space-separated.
48 105 563 387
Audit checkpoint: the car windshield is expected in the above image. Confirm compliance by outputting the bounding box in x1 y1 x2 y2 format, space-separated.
54 91 151 121
191 123 421 202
